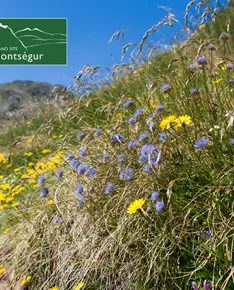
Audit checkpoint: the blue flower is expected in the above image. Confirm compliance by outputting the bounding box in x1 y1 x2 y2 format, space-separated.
77 199 85 207
159 132 167 142
227 62 233 70
139 133 149 142
155 200 164 212
138 144 160 167
123 100 134 108
71 159 80 170
94 128 102 137
190 88 199 95
161 84 171 93
208 43 216 51
197 56 207 65
56 168 63 179
55 216 62 223
119 168 134 182
151 191 159 201
79 147 87 158
144 164 152 172
128 140 138 149
117 153 125 164
40 187 49 198
228 78 234 84
77 131 86 140
37 174 46 185
128 116 137 126
75 183 84 196
195 138 208 149
110 134 124 143
149 121 155 132
77 164 87 175
188 63 196 72
66 152 74 160
134 107 145 118
230 138 234 146
154 104 164 114
219 31 229 40
101 153 109 163
202 231 212 237
105 182 114 194
87 167 97 177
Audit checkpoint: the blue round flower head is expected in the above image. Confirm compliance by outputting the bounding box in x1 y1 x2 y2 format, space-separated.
66 152 74 160
202 231 212 237
195 138 208 149
149 121 156 132
155 104 164 114
101 153 109 163
128 116 137 126
219 31 229 40
79 147 87 158
230 138 234 146
75 183 84 196
139 133 149 142
55 216 62 223
161 84 171 93
128 140 137 149
197 56 207 65
87 167 97 177
105 182 114 194
77 131 86 140
134 107 145 118
117 153 125 163
227 62 233 70
110 134 124 143
77 199 84 207
40 187 49 198
228 78 234 84
123 100 134 108
77 164 86 175
56 168 63 179
138 143 159 167
144 164 152 172
71 159 80 170
190 88 199 95
119 168 134 182
151 191 159 201
188 63 196 72
94 128 102 137
37 174 46 185
159 132 167 142
155 200 164 212
207 43 216 51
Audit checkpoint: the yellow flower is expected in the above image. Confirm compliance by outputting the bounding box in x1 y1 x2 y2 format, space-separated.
0 175 4 179
12 202 20 207
6 164 12 168
42 149 51 154
127 198 146 214
0 265 6 274
28 138 33 143
21 276 32 286
4 227 11 233
26 121 31 125
221 65 226 71
6 197 14 203
53 135 58 139
49 286 59 290
21 173 28 179
28 179 36 184
199 24 205 29
0 154 7 164
213 78 222 84
28 162 34 167
0 193 7 201
14 168 20 173
0 205 8 210
48 199 54 205
0 183 10 190
174 115 192 128
74 282 85 290
24 152 33 157
160 115 177 130
34 184 39 188
59 134 64 138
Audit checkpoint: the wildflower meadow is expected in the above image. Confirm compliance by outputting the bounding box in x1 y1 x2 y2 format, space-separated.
0 0 234 289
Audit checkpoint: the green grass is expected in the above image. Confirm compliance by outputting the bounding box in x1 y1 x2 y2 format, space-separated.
0 1 234 289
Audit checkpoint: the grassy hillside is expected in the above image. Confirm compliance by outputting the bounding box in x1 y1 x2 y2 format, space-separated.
0 1 234 290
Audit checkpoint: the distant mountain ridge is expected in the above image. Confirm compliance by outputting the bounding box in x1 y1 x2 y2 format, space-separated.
0 80 64 120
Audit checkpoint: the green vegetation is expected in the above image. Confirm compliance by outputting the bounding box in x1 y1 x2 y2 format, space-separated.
0 1 234 289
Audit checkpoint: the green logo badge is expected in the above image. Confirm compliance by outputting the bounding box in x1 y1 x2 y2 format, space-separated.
0 18 67 65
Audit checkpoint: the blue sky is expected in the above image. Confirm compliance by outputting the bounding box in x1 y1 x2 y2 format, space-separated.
0 0 190 85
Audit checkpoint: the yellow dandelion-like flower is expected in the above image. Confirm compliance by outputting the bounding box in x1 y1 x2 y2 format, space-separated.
28 138 33 143
4 227 11 233
199 24 205 29
12 202 20 207
26 121 31 125
160 115 177 130
59 134 64 138
28 162 34 167
14 168 20 173
21 276 32 286
24 152 33 157
42 149 52 154
21 173 28 179
53 135 58 139
6 197 14 203
6 164 12 168
127 198 146 214
0 205 8 210
0 265 6 275
74 282 85 290
0 154 7 164
48 199 54 205
174 115 192 128
221 65 226 71
34 184 40 188
0 183 11 190
213 78 222 84
0 193 7 201
49 286 59 290
0 175 4 179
